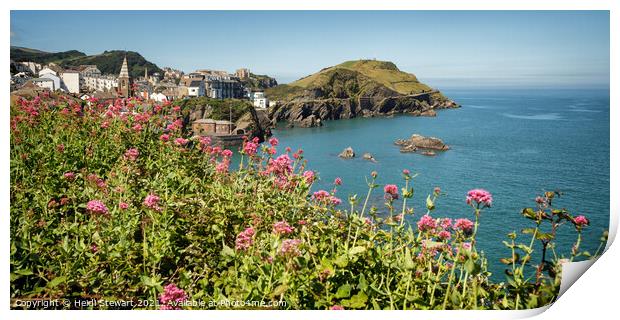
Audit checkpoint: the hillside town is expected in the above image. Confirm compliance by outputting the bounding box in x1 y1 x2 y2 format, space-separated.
10 57 277 110
10 55 278 146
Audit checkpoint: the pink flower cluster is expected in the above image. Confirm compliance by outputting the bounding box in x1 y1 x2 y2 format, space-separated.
417 214 437 232
216 159 230 174
215 148 232 174
466 189 493 208
235 227 255 251
312 190 342 206
221 149 233 158
269 137 279 146
273 220 295 236
143 193 161 211
454 218 474 234
198 136 211 147
166 119 183 131
438 230 451 240
159 283 188 310
279 239 302 257
86 200 109 216
334 177 342 186
63 172 75 181
574 215 589 227
174 137 188 146
266 154 293 176
119 202 129 210
243 138 259 156
124 148 139 161
440 218 452 229
302 170 315 184
384 184 399 200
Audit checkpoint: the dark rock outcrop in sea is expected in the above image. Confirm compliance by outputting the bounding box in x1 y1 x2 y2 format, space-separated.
395 134 449 153
269 93 457 128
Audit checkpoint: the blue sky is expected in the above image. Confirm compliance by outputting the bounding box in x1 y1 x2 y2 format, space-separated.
10 11 609 88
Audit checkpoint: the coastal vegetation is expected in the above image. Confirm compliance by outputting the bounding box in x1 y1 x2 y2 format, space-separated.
239 73 278 91
266 60 435 100
10 93 605 310
172 96 252 122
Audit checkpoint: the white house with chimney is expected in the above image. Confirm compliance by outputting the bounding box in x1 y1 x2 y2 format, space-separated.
38 68 61 92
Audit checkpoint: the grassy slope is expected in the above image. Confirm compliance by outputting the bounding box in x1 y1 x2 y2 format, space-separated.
11 47 163 78
266 60 435 100
10 46 86 65
61 50 164 78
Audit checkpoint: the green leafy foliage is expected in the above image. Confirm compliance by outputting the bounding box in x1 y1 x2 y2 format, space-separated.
9 93 605 310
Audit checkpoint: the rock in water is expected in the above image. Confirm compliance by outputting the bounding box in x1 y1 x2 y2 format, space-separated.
399 144 417 153
420 109 437 117
296 114 322 128
395 134 449 153
363 153 377 162
339 147 356 159
407 134 449 150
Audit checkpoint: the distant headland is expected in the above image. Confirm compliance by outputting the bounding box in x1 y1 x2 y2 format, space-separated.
265 59 459 128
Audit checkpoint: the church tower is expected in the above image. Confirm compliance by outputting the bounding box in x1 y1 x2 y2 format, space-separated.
118 56 131 98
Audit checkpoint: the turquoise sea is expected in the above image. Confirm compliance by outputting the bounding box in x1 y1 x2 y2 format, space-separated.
270 88 610 279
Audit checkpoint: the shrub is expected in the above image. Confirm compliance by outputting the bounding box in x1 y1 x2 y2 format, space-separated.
9 93 606 310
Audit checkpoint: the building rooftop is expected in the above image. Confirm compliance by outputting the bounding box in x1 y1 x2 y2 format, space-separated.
189 80 203 87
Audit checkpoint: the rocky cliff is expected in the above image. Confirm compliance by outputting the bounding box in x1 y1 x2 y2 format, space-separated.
266 60 459 127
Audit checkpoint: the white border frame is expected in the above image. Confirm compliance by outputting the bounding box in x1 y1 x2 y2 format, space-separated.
2 1 616 319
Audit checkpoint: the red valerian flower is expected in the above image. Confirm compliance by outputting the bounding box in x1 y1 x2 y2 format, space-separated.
124 148 139 161
143 193 161 211
235 227 255 251
159 284 188 310
454 218 474 234
268 137 279 146
273 220 295 235
334 177 342 186
86 200 109 216
466 189 493 208
417 215 437 232
384 184 399 200
279 239 302 257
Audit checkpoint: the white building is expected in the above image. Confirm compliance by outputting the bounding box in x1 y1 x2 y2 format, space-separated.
39 67 58 77
77 65 101 78
38 73 61 91
83 75 118 92
150 92 169 102
188 80 205 97
31 78 55 91
60 71 80 94
252 91 269 109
